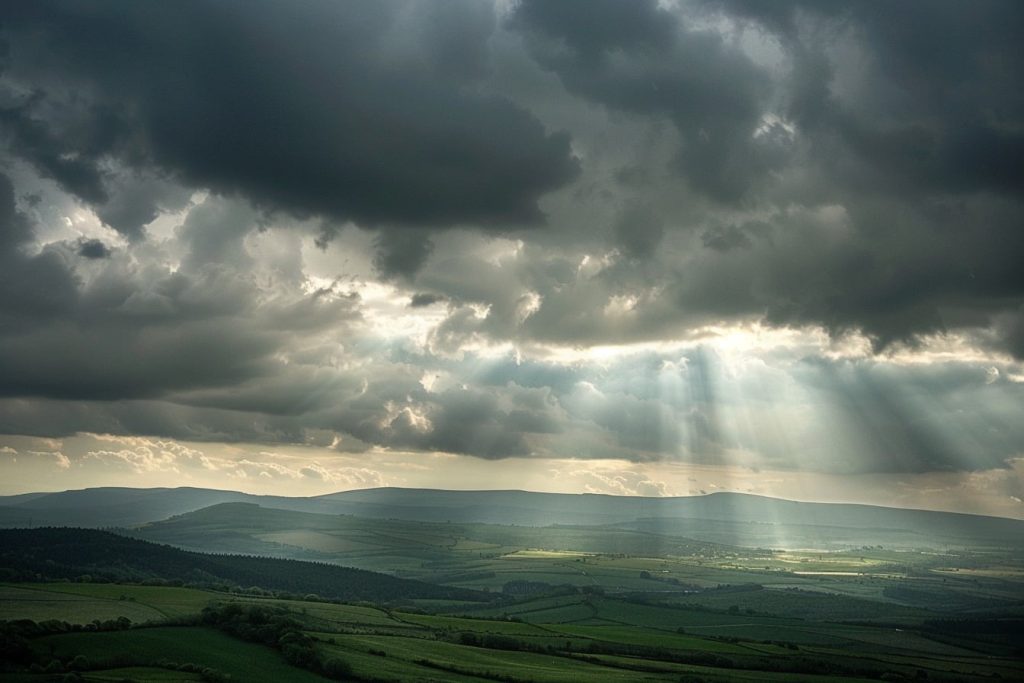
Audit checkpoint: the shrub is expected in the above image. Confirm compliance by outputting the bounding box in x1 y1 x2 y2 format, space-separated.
69 655 90 671
322 658 352 680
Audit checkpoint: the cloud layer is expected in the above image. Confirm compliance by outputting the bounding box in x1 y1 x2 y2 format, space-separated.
0 0 1022 491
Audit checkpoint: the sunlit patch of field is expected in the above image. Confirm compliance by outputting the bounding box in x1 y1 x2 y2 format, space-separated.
500 549 596 559
771 552 888 570
932 566 1024 581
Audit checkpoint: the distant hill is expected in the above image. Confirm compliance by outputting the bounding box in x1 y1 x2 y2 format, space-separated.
2 486 1022 549
126 501 733 579
0 487 273 527
0 527 487 603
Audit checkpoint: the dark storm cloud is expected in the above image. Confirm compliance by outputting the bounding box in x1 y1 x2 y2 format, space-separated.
76 238 112 260
0 1 577 235
613 202 663 259
409 292 444 308
0 98 115 206
700 223 753 252
684 0 1024 353
722 0 1024 198
511 0 781 203
0 173 78 325
491 0 1024 356
373 231 435 280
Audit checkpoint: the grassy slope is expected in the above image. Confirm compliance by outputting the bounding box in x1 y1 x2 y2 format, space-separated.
2 582 1021 682
0 585 167 624
128 501 1024 624
0 526 486 603
36 627 329 682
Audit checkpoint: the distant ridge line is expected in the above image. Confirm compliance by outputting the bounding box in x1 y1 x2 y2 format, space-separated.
1 484 1022 523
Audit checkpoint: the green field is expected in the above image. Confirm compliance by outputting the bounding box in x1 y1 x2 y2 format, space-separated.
3 505 1023 683
2 577 1022 682
1 583 220 621
34 627 328 682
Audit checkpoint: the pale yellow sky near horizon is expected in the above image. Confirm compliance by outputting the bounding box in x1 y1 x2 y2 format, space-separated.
2 432 1021 520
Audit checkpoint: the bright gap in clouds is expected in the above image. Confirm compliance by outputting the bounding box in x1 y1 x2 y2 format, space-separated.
3 208 1023 519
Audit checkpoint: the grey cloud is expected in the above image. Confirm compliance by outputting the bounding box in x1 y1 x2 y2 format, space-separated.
77 238 112 259
700 224 753 252
373 231 435 280
0 97 115 206
0 1 578 235
95 171 194 239
613 202 663 259
511 0 780 203
497 0 1024 356
0 185 357 403
409 292 445 308
0 173 79 326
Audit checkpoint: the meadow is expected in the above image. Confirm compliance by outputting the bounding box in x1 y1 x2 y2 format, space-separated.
2 555 1021 683
2 499 1022 682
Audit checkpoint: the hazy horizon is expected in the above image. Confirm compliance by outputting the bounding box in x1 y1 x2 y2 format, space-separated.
4 480 1024 522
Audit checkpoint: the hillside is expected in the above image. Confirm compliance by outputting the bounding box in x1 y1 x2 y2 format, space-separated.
0 527 488 603
3 485 1023 549
127 501 741 584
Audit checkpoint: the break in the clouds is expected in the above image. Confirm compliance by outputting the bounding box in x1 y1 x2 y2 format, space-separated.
0 0 1022 513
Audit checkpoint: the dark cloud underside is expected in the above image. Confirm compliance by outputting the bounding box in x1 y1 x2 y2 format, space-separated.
0 1 577 234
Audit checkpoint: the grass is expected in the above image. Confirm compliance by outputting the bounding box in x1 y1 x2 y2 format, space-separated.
21 582 221 618
83 667 204 681
580 653 879 683
546 624 757 655
0 584 166 624
0 668 204 682
36 626 329 682
396 613 555 637
5 526 1023 683
321 633 674 683
4 580 1022 682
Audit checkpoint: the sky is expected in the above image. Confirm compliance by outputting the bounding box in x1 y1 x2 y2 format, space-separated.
0 0 1022 518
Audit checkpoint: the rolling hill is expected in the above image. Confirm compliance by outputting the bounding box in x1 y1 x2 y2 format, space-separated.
2 486 1022 549
0 527 487 603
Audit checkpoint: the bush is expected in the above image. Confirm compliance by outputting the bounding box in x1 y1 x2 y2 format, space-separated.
322 658 352 679
44 659 65 674
69 655 90 671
